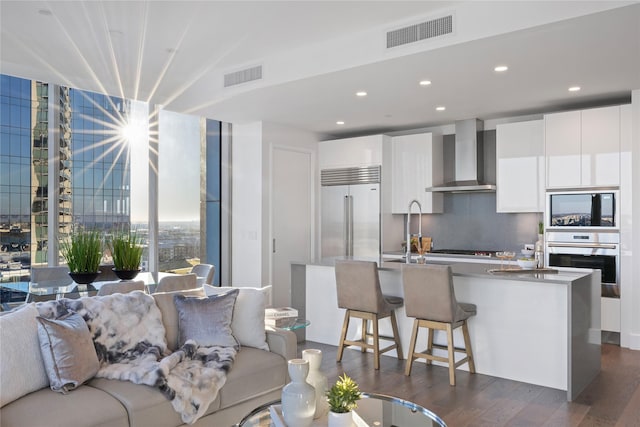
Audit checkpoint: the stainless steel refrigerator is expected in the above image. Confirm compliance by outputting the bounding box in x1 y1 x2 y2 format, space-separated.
321 166 381 258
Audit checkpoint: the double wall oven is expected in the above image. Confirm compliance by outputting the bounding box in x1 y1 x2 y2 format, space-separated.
546 190 619 298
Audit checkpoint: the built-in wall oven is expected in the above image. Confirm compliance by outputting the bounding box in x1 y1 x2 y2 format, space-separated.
546 231 619 298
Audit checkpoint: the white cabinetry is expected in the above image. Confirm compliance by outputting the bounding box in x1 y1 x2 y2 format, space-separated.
496 120 544 212
318 135 384 169
581 106 620 187
545 111 581 188
545 106 621 189
390 133 443 214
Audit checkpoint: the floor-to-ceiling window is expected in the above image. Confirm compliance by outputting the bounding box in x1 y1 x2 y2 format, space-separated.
0 75 32 279
0 73 223 290
157 109 201 274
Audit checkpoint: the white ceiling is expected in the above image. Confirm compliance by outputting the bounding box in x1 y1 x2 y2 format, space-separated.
1 1 639 139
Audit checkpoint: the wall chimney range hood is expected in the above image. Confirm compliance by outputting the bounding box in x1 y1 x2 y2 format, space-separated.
426 118 496 193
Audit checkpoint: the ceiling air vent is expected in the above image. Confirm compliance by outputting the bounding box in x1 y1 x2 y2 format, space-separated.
224 65 262 87
386 14 453 48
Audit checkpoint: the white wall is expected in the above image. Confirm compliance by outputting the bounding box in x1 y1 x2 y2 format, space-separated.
261 122 319 285
231 121 319 287
623 89 640 349
231 122 263 285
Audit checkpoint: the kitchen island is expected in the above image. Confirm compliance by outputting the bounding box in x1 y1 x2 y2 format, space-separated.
290 258 601 401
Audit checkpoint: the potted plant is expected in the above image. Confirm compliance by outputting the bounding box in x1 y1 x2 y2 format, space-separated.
60 229 103 284
108 231 143 280
326 374 361 427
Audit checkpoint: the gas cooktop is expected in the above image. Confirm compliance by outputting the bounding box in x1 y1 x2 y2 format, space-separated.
430 249 496 257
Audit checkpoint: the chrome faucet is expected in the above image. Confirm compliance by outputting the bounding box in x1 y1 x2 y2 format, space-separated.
406 199 422 264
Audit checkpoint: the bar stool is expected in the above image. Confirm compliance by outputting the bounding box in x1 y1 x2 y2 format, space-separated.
401 264 476 386
335 260 403 370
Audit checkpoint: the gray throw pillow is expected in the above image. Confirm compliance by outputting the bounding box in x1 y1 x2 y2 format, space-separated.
153 287 207 352
174 289 239 348
36 312 100 393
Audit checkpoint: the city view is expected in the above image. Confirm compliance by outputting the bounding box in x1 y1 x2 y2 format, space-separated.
0 74 212 287
0 221 201 283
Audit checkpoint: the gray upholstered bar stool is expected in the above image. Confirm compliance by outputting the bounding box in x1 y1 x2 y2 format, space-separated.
401 264 476 386
335 260 404 370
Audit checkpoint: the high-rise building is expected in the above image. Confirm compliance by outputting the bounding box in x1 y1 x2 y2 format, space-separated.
1 74 132 271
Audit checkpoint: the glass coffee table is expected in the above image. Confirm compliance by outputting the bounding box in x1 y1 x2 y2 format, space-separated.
235 392 447 427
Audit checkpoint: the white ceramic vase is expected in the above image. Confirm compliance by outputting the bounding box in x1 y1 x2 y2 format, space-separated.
302 348 329 419
281 359 315 427
328 410 353 427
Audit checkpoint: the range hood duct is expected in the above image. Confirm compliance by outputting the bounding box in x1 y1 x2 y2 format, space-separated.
426 119 496 193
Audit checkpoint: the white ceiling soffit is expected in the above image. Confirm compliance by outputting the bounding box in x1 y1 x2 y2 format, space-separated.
0 1 638 137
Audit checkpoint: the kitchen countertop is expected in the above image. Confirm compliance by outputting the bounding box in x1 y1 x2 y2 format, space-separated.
292 256 593 285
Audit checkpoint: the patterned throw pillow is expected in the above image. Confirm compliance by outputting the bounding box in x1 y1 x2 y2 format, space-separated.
174 289 240 348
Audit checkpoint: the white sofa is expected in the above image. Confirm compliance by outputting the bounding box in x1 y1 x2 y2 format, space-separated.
0 286 296 427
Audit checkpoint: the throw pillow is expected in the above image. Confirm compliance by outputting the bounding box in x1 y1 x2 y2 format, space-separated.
174 289 239 348
203 285 270 351
152 287 206 351
36 312 100 393
0 304 49 407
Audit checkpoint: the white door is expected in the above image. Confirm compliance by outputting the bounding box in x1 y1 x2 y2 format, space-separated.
272 147 312 307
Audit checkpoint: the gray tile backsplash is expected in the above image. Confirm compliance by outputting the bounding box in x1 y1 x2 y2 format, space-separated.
414 192 541 252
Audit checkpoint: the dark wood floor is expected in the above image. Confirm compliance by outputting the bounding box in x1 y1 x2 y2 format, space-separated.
298 341 640 427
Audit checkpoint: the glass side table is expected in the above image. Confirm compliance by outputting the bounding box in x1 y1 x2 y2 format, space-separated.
235 392 447 426
278 318 310 331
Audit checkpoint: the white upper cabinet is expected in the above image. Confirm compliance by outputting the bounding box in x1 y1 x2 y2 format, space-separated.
545 106 621 189
496 120 544 212
545 110 582 188
581 106 620 187
391 133 443 214
318 135 384 169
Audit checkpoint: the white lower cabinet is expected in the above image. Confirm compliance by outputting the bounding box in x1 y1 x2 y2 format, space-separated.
391 133 443 214
601 297 620 332
496 120 544 212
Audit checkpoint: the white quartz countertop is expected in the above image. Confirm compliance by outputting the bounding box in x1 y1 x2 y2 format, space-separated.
292 256 593 285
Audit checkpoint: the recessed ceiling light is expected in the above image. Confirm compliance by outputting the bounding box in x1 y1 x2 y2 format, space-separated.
568 86 581 92
336 121 345 125
419 80 432 86
356 91 367 97
436 106 446 111
494 65 508 72
38 9 52 16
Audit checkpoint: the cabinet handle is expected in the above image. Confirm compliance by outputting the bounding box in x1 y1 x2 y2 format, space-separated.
273 238 276 253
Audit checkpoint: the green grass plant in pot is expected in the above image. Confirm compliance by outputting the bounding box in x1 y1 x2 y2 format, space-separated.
326 374 361 427
60 230 103 285
109 231 143 280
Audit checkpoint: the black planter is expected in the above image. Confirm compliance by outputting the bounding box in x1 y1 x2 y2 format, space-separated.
113 268 141 281
69 271 100 285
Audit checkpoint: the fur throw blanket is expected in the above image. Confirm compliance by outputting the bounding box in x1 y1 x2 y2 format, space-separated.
36 291 236 424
